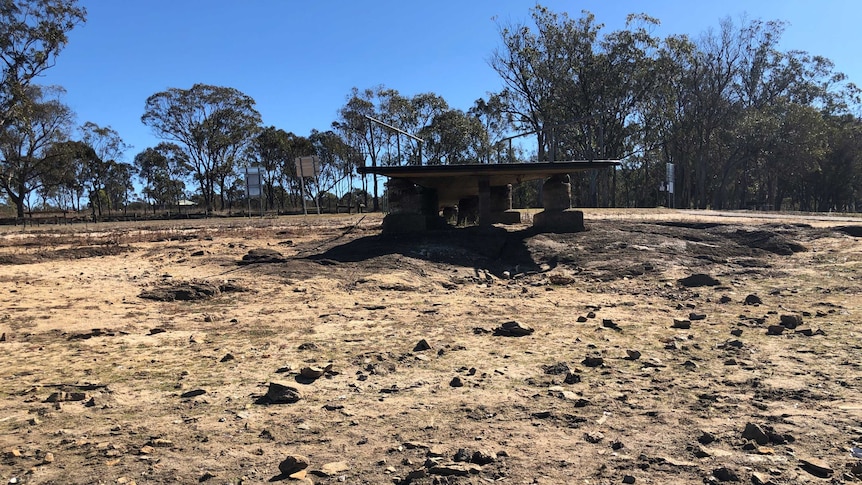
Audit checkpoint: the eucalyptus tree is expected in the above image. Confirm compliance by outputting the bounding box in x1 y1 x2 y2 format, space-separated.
141 84 262 212
0 84 73 217
78 122 130 217
335 85 393 211
308 129 353 212
247 126 291 211
468 94 512 163
419 109 486 165
134 142 189 212
0 0 86 129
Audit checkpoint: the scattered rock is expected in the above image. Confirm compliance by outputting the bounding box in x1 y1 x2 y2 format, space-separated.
625 349 641 360
239 248 286 265
139 445 155 454
799 457 833 478
751 471 775 485
584 432 604 443
426 462 481 476
42 452 54 464
278 454 310 477
0 332 5 342
671 318 691 329
297 342 318 351
564 372 581 384
713 467 740 482
300 366 327 379
453 448 472 462
46 391 87 403
316 461 349 477
779 314 802 329
493 320 534 337
576 316 588 323
719 295 732 304
766 325 785 336
744 294 763 305
689 313 706 321
730 328 743 337
582 356 604 367
180 389 206 399
471 450 496 465
413 339 432 352
602 319 621 331
742 423 770 445
219 353 235 362
449 377 464 388
542 362 570 375
258 382 302 404
623 475 636 484
678 274 720 287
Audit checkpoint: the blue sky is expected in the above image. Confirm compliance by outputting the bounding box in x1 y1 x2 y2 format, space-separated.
39 0 862 164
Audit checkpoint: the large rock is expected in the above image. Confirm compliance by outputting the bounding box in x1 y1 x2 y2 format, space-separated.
278 454 310 477
678 274 720 287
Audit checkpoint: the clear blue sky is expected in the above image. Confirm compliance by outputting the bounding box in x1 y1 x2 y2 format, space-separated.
39 0 861 165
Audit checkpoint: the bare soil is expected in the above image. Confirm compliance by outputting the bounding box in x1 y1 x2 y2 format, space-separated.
0 210 860 485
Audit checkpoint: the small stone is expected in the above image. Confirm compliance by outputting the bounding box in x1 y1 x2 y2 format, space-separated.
766 325 785 335
798 457 833 478
585 432 604 443
449 377 464 388
427 462 480 476
611 440 624 450
730 328 743 337
586 311 596 319
219 353 235 362
582 356 604 367
719 295 732 304
625 349 641 360
576 316 588 323
278 454 310 477
139 445 154 454
413 339 432 352
713 467 740 482
671 318 691 329
0 332 6 342
602 319 620 330
42 452 54 464
623 476 636 484
28 417 40 425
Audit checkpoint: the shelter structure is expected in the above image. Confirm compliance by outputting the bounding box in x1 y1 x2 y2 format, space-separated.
358 160 619 233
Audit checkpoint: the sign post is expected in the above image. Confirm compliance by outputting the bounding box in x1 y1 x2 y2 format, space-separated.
294 156 319 216
666 163 675 209
245 165 263 217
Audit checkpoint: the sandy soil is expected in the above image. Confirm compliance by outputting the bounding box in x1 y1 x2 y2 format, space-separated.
0 210 860 485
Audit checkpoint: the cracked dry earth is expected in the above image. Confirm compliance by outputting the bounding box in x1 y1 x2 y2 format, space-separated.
0 210 860 485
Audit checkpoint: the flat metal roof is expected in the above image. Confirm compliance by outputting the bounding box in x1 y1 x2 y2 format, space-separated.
358 160 619 205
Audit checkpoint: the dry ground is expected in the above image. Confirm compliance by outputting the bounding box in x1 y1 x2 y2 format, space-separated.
0 210 860 485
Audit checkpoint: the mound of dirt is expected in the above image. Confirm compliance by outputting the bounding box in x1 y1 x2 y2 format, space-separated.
726 229 807 255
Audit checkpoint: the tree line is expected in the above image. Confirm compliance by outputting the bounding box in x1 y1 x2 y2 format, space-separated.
2 2 861 220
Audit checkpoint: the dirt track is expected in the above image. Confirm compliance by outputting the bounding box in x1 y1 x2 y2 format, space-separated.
0 210 861 484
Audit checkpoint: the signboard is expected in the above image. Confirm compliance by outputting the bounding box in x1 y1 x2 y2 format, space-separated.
245 166 262 197
295 156 320 178
666 163 675 194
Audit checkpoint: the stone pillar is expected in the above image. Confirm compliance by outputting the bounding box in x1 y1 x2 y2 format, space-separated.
477 176 491 227
381 178 426 234
542 174 571 211
533 174 584 232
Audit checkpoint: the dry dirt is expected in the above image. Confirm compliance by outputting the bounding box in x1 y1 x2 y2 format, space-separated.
0 210 861 485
